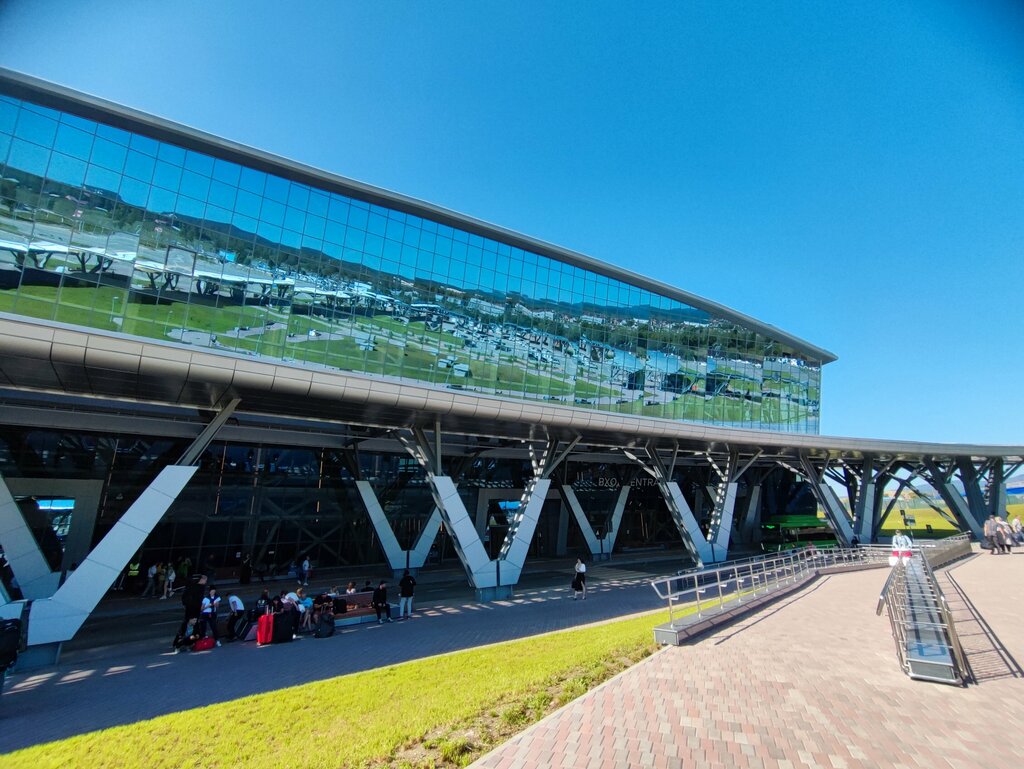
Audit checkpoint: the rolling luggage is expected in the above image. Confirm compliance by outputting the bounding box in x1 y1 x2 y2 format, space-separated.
271 612 294 644
257 613 275 645
236 617 258 642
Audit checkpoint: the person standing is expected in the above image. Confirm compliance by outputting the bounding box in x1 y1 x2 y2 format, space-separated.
398 570 416 618
239 555 252 585
296 556 306 587
176 574 207 647
177 556 192 584
891 530 914 564
1011 514 1023 546
372 580 393 624
996 516 1013 553
125 558 141 592
574 558 588 600
201 586 222 646
301 555 311 587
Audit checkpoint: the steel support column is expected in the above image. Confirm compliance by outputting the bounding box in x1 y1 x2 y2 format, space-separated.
399 428 574 599
623 445 712 565
799 453 855 546
921 459 983 540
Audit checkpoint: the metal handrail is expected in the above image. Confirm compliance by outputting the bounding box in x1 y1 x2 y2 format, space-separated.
651 544 889 628
875 533 970 685
917 546 968 682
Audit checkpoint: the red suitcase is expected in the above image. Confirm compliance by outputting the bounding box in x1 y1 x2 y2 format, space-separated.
257 613 274 645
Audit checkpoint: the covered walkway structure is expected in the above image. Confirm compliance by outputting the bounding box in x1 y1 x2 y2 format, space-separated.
1 315 1023 664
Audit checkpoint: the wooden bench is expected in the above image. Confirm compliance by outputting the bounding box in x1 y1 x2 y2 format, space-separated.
331 591 396 627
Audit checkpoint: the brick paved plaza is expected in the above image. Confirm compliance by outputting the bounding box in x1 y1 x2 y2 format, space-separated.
472 551 1024 769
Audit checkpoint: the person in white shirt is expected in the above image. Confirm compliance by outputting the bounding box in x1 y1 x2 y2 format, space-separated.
226 593 245 640
200 588 222 646
161 564 176 600
301 556 311 586
573 558 588 599
140 563 158 598
891 530 914 564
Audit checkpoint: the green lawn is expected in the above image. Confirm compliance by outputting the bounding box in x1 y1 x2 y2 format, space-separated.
4 609 673 769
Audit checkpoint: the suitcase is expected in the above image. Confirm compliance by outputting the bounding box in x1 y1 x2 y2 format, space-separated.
235 617 257 642
271 612 294 644
257 613 275 645
193 637 215 652
314 616 336 638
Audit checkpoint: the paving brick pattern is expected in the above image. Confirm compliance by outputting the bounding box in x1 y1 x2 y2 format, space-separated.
473 552 1024 769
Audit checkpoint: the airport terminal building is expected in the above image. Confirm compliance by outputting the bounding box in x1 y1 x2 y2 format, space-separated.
0 70 1020 660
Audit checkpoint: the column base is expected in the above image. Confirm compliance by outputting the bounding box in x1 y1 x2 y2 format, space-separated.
12 641 61 671
475 585 514 601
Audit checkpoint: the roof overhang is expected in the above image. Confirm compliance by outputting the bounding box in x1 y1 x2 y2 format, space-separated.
0 315 1017 463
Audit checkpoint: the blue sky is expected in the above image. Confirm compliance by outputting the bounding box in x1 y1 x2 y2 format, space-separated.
1 0 1021 445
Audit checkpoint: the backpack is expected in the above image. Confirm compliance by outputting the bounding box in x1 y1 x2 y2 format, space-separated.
0 619 21 671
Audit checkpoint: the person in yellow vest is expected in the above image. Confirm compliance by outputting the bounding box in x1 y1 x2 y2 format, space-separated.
126 559 141 593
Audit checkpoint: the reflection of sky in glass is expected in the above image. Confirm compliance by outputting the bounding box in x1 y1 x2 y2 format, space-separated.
0 88 823 433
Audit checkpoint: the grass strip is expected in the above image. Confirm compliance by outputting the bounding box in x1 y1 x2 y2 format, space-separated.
4 609 682 769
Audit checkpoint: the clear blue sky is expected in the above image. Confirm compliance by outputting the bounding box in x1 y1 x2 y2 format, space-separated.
1 0 1021 445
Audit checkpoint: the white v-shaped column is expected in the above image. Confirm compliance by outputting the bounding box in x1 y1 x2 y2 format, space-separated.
0 479 61 600
355 481 443 570
6 466 196 645
560 485 629 558
430 474 550 589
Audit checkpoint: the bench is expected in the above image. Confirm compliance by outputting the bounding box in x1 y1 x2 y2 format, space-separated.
332 591 397 627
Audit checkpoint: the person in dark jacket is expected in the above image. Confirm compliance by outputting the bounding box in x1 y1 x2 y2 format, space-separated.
398 570 416 618
175 574 207 645
372 581 393 624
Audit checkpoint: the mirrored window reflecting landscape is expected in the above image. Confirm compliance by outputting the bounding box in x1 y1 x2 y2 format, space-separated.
0 91 821 432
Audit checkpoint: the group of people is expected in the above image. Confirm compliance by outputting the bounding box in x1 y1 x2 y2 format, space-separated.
983 514 1022 554
119 556 195 596
171 569 419 652
139 561 178 599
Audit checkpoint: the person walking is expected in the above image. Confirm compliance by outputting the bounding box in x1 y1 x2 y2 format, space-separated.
573 557 588 600
398 570 416 618
140 562 158 598
372 580 393 624
983 515 1001 554
200 586 222 646
161 562 176 599
1011 514 1023 546
155 563 166 598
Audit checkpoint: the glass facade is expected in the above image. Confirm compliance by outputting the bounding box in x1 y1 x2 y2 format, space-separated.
0 86 823 432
